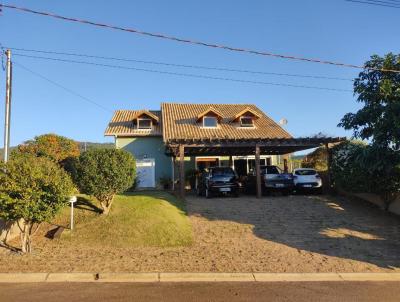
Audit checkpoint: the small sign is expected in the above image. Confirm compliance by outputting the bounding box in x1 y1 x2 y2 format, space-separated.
69 196 77 203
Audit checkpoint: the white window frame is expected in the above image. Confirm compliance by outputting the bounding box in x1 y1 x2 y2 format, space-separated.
202 116 218 128
240 116 254 128
137 118 152 130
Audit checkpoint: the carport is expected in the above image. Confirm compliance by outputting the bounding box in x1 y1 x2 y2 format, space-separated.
166 137 345 199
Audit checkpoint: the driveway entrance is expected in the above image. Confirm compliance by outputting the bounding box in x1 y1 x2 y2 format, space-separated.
186 194 400 272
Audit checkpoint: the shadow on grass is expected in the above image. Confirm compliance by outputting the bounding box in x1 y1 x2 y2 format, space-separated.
74 196 103 214
0 241 20 253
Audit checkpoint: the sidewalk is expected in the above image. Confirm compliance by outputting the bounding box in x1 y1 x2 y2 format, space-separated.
1 272 400 283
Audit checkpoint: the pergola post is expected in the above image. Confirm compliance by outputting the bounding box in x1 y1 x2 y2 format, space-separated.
255 144 262 198
171 156 176 191
325 143 333 192
229 155 233 168
179 144 185 199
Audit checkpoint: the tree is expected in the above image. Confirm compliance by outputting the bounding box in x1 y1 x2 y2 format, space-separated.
72 149 136 215
337 53 400 209
0 154 74 253
339 53 400 150
302 146 328 171
16 133 80 164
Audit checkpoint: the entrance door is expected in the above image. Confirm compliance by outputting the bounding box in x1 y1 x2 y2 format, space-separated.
136 158 156 188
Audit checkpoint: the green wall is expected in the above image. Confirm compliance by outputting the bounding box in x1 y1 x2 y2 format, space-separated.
116 137 172 184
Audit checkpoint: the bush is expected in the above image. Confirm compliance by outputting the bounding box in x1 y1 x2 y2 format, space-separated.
72 149 136 215
332 141 400 209
331 141 368 192
15 133 80 166
0 154 74 253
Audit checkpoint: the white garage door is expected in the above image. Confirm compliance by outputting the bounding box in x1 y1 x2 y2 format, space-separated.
136 158 156 188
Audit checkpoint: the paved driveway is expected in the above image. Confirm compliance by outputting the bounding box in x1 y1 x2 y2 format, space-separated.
1 193 399 273
186 194 400 272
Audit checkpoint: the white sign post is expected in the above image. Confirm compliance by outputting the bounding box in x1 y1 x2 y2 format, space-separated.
69 196 77 231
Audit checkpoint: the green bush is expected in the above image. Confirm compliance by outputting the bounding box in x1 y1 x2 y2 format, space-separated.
332 141 400 209
72 149 136 215
0 154 74 253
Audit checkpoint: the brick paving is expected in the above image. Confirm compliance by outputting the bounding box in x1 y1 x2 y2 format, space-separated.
185 194 400 272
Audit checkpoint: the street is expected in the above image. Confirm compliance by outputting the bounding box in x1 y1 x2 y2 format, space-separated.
1 282 400 302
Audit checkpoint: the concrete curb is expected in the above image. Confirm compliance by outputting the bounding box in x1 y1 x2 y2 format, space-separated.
0 273 400 283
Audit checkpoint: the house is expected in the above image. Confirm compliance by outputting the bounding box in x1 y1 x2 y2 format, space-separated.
105 102 343 196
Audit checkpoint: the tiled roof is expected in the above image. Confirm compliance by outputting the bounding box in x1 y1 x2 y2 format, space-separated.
161 103 292 141
104 110 162 137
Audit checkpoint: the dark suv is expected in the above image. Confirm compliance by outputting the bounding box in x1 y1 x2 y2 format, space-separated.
197 167 241 198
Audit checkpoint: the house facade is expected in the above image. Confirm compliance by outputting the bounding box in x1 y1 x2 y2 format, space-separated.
105 103 293 189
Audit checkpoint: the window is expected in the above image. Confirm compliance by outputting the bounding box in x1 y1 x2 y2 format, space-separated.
203 116 218 128
240 116 254 127
137 118 152 129
295 169 317 176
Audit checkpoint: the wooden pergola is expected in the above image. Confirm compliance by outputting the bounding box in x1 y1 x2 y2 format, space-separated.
166 137 346 199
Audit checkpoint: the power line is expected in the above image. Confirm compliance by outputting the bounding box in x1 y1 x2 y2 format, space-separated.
1 3 399 74
12 53 353 92
7 46 354 81
360 0 400 5
345 0 400 8
12 61 112 112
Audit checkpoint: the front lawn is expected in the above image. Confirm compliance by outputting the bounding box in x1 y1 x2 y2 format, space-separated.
54 191 193 248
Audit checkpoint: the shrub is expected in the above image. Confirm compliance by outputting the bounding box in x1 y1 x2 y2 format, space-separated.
72 149 136 215
0 154 74 253
15 133 80 166
332 141 400 209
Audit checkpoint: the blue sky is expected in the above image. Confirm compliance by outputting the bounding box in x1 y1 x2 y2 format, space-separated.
0 0 399 147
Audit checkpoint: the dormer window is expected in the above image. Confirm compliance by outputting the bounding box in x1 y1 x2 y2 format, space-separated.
240 116 254 127
232 107 261 128
203 116 218 128
132 110 159 130
137 118 152 129
196 107 223 128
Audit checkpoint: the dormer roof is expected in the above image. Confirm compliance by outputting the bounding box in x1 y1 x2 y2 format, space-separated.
196 107 224 123
232 107 261 122
132 110 159 124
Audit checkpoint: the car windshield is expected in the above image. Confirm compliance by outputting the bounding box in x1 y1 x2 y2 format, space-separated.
211 167 235 176
295 169 317 176
261 166 280 174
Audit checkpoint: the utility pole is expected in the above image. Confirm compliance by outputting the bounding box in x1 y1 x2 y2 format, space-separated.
3 49 12 163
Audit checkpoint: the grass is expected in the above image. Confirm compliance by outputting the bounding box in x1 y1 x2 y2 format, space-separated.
54 191 193 248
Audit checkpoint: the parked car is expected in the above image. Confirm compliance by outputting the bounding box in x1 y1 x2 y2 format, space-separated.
197 167 241 198
293 168 322 193
245 165 294 195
